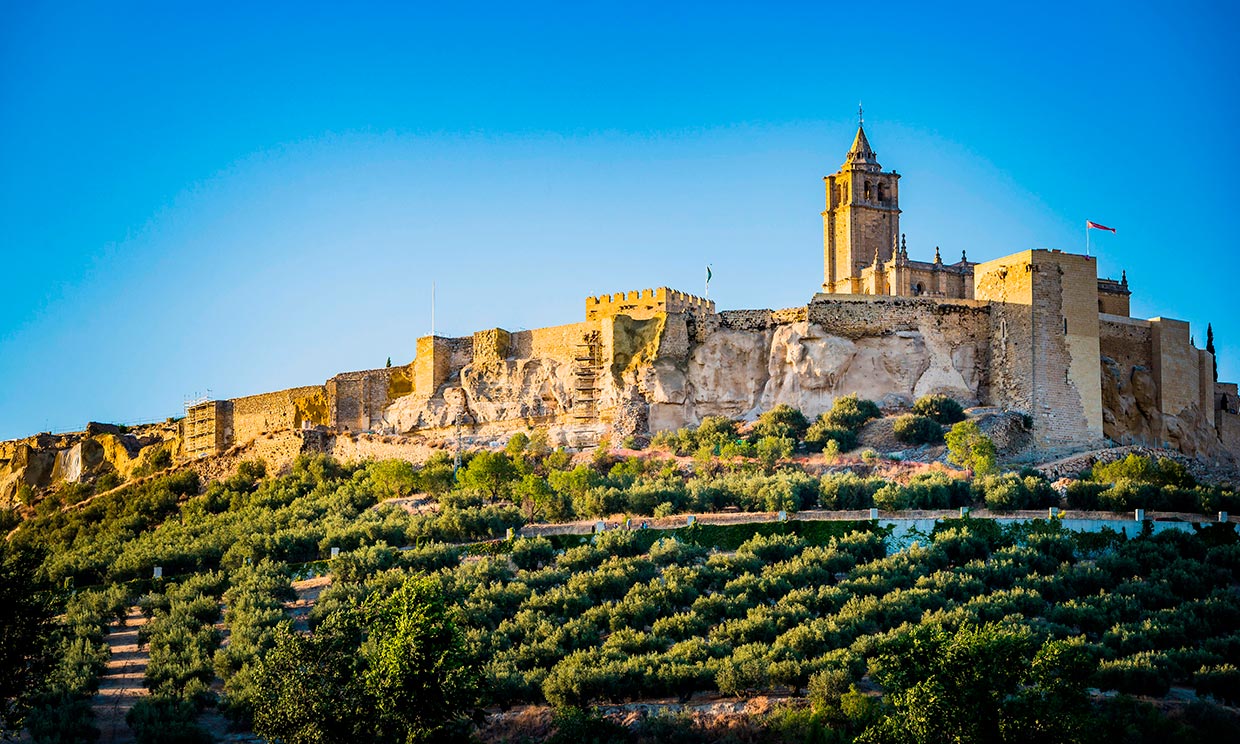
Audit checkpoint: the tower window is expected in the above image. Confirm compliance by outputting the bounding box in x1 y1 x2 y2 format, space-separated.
1064 318 1068 334
864 182 872 200
877 183 885 202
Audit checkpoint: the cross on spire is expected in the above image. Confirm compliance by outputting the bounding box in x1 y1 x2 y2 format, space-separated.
858 102 864 125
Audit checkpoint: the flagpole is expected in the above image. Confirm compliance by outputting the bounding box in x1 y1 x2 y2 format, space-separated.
1085 221 1090 257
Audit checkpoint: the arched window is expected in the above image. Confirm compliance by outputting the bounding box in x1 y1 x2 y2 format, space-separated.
864 182 872 200
913 282 924 296
877 183 885 202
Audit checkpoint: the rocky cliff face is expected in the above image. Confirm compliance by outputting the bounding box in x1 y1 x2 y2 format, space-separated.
1101 356 1227 461
645 320 982 431
383 358 578 433
381 313 988 443
0 423 180 507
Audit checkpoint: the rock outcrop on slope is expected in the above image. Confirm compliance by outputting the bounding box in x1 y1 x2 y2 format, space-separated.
0 422 179 507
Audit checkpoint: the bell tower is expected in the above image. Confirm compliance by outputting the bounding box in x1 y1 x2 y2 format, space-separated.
822 113 901 293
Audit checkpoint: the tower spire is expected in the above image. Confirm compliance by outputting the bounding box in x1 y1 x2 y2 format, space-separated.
844 108 880 171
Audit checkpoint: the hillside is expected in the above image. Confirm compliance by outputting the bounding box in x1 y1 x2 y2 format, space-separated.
4 395 1240 742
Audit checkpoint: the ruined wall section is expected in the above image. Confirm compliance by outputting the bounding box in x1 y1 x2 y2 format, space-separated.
230 385 327 445
385 320 603 438
327 367 397 433
413 336 470 399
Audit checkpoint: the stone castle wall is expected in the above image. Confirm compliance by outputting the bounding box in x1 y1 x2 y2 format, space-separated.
973 250 1103 450
165 249 1231 467
327 368 396 432
586 287 714 321
230 385 327 445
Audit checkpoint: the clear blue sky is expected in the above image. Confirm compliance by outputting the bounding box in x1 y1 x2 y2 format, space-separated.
2 1 1237 439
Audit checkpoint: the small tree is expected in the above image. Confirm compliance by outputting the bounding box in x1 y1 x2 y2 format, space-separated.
457 451 517 499
1207 323 1218 383
755 436 794 472
386 357 392 368
505 432 530 457
0 542 56 733
513 474 562 520
253 574 478 744
362 575 479 740
945 420 996 475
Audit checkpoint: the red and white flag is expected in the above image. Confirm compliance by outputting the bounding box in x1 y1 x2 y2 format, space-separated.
1086 221 1116 233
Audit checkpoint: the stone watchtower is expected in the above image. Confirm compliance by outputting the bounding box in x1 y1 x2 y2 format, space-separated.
822 121 901 293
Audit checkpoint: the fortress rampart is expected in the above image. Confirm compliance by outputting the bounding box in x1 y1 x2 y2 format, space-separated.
174 250 1236 465
586 287 715 321
156 125 1237 465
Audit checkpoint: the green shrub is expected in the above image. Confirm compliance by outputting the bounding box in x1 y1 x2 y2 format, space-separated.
871 472 966 511
737 532 806 563
511 537 556 571
697 416 740 448
505 432 530 456
24 692 98 744
824 394 881 431
808 667 853 712
754 405 810 441
892 414 944 445
975 473 1057 512
933 526 992 564
755 436 794 470
1095 652 1173 697
804 419 857 453
719 439 756 459
1065 480 1107 510
871 484 905 511
1196 664 1240 705
127 698 212 744
912 394 966 425
1092 454 1195 488
819 472 886 510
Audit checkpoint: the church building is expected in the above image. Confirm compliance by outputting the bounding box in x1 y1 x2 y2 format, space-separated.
821 119 1132 316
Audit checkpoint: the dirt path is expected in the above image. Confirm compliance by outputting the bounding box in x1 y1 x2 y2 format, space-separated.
286 575 332 632
91 608 148 744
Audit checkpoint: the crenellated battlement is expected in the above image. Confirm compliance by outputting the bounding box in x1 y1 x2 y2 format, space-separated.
585 286 715 321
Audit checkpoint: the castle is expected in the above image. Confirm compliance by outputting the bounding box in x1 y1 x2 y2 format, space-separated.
160 123 1235 465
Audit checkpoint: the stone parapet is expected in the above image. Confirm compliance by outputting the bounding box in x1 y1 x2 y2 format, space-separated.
586 287 714 321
